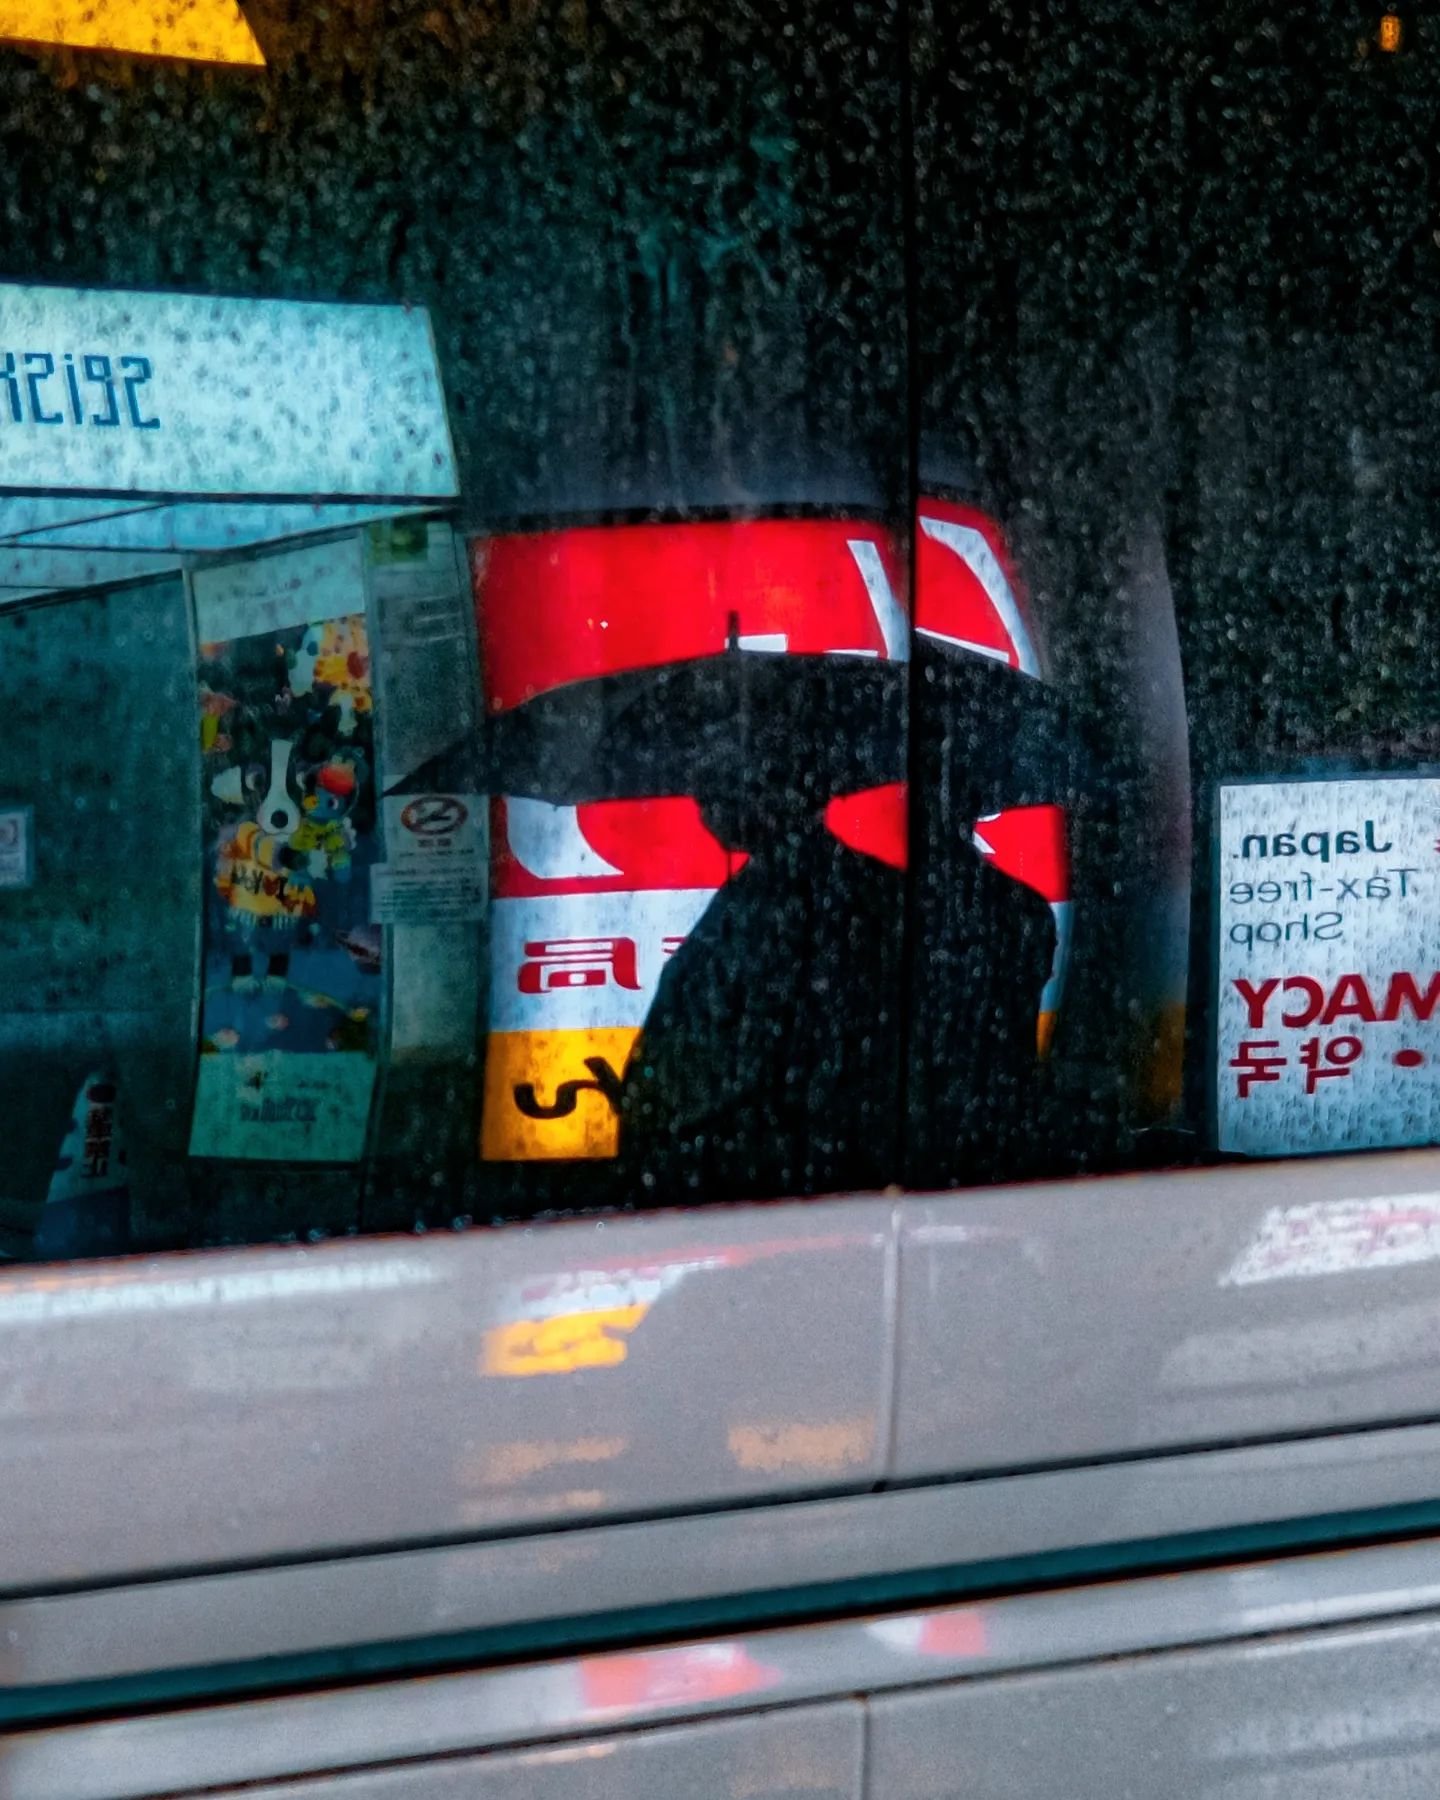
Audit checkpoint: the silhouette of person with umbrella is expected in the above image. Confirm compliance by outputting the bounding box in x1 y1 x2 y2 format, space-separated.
614 649 908 1201
483 622 1065 1200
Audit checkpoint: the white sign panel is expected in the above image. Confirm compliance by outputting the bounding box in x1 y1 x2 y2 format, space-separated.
371 793 487 925
193 534 366 643
0 805 31 888
0 282 458 500
1216 776 1440 1156
487 889 717 1032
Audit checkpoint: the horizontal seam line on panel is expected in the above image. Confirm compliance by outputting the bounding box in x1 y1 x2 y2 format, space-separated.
19 1599 1440 1790
882 1406 1440 1491
11 1504 1440 1722
862 1600 1440 1697
0 1477 880 1602
31 1696 861 1800
12 1407 1440 1605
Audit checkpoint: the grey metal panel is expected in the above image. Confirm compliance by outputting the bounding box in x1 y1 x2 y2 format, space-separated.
14 1143 1440 1601
0 1643 852 1800
159 1706 863 1800
894 1146 1440 1480
0 1198 896 1591
13 1536 1440 1800
867 1619 1440 1800
17 1419 1440 1689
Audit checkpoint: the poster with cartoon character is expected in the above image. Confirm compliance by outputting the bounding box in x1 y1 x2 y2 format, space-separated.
189 539 384 1162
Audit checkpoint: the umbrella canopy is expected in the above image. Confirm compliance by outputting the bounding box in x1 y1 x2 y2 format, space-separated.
909 637 1078 810
481 643 1072 809
385 640 1080 810
485 651 895 804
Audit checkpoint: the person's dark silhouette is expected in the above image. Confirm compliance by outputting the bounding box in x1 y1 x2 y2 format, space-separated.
615 764 902 1201
901 668 1071 1186
614 753 1057 1202
902 817 1060 1188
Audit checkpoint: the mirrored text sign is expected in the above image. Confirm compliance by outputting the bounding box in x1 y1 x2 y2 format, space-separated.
0 283 458 501
1217 775 1440 1157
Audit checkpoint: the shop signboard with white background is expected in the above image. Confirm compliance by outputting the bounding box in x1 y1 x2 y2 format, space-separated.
0 280 457 500
1216 775 1440 1156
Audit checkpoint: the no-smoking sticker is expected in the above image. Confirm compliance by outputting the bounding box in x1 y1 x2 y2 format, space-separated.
373 792 485 925
400 795 469 838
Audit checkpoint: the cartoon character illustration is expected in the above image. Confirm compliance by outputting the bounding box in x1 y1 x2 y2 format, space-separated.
288 751 366 884
210 737 317 996
196 612 381 1065
211 737 317 931
288 616 373 739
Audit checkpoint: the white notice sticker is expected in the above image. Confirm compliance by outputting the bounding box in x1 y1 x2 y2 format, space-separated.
0 806 32 889
372 793 486 925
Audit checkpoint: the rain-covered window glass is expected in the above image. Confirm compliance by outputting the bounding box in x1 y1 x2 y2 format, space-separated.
0 1 1432 1260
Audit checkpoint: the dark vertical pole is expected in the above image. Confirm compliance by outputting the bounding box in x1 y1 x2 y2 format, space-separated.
895 0 922 1182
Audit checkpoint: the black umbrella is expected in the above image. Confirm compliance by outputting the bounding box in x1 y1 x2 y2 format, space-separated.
910 634 1078 809
489 637 1072 799
484 651 898 804
482 641 1072 808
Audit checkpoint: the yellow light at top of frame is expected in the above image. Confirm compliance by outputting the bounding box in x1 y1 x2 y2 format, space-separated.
0 0 264 65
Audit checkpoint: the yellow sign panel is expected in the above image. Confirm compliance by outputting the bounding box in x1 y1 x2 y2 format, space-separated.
0 0 264 64
481 1027 639 1162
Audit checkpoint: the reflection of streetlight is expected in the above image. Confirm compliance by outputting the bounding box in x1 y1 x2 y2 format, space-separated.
1379 13 1404 52
0 0 265 64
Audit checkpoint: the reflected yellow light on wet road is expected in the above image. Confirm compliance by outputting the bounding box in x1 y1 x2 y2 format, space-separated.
481 1303 650 1376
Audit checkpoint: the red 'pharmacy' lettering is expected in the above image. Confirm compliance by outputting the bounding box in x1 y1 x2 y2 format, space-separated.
1234 972 1440 1029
